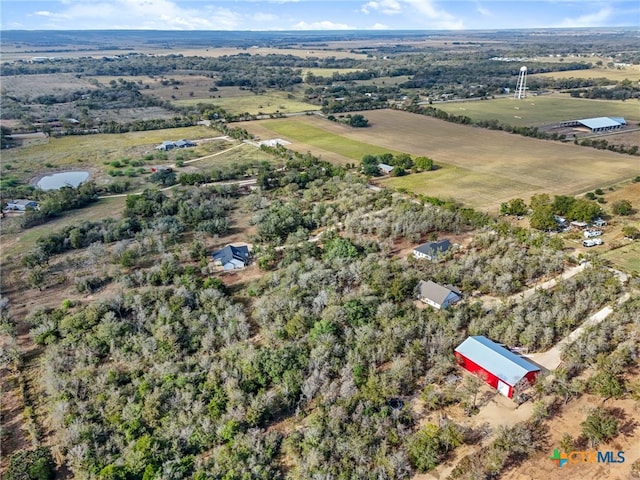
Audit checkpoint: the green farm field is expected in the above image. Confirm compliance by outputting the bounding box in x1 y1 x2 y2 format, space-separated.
175 93 319 115
434 94 640 127
248 117 403 162
243 110 640 211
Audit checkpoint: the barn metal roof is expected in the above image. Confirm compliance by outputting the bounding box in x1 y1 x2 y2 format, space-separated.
578 117 624 130
455 336 540 386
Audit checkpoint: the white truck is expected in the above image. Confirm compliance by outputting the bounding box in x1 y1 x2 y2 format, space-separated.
582 238 603 247
584 229 602 238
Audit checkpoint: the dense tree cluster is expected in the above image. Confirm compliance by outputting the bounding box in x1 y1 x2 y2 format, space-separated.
360 152 433 176
22 171 622 478
468 266 620 350
502 193 603 231
1 182 100 229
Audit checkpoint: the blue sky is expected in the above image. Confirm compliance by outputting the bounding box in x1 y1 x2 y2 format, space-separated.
1 0 638 31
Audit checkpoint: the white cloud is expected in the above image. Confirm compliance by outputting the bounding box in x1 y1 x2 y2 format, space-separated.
362 0 403 15
253 13 279 22
475 1 493 17
27 0 241 30
404 0 464 29
361 0 464 28
292 20 353 30
556 7 613 27
370 22 390 29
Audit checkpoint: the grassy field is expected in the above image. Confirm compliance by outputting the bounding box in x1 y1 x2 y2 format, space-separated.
255 118 403 161
352 75 412 86
434 94 640 127
175 93 319 115
244 110 640 212
300 68 364 77
1 127 231 185
0 45 369 62
603 242 640 275
1 196 127 258
376 164 537 206
531 66 640 82
180 142 276 171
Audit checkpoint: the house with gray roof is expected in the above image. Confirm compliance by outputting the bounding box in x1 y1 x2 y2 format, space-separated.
413 239 452 261
378 163 394 175
212 245 250 270
5 199 39 211
417 280 461 309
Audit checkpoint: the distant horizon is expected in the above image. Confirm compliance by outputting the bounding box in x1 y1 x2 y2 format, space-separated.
1 1 639 32
2 26 638 32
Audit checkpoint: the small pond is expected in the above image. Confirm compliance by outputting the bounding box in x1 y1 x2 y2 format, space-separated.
37 171 90 190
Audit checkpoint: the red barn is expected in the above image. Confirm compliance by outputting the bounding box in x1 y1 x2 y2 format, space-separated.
454 336 540 399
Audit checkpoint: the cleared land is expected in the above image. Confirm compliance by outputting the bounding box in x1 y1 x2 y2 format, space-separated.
2 126 217 173
175 93 319 115
1 73 99 97
604 242 640 275
531 66 640 82
243 110 640 211
434 94 640 127
250 117 403 161
300 67 364 77
0 46 369 62
0 196 127 258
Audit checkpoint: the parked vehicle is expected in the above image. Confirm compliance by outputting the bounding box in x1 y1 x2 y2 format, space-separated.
584 229 602 238
583 238 603 247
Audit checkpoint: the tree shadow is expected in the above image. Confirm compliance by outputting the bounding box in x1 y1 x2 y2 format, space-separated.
607 406 638 437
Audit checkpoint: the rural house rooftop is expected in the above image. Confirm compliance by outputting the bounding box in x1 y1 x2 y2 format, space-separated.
417 280 461 309
413 239 451 259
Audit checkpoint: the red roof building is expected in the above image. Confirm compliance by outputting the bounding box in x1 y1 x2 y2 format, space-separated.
454 336 540 399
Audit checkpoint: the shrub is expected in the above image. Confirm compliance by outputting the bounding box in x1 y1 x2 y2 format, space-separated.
611 199 633 216
6 447 55 480
581 407 619 448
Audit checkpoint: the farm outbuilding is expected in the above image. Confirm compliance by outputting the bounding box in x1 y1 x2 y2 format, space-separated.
560 117 626 133
454 336 540 399
378 163 394 175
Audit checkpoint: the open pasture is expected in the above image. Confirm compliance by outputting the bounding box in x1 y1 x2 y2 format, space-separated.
300 68 364 78
1 73 99 97
249 117 402 161
352 75 412 87
246 110 640 211
0 45 368 62
0 196 127 258
531 66 640 82
603 241 640 275
1 126 222 183
434 94 640 127
175 92 319 115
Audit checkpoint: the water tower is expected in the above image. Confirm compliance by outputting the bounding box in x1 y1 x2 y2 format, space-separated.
514 66 527 99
